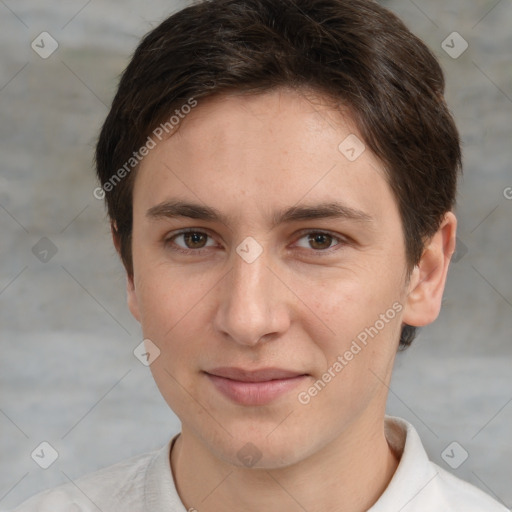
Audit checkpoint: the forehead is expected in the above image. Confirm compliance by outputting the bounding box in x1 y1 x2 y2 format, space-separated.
133 88 398 229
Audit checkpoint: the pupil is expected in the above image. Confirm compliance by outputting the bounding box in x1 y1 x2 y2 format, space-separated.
310 233 331 250
186 233 205 248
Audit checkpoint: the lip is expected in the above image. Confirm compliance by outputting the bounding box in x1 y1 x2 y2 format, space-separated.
204 367 309 406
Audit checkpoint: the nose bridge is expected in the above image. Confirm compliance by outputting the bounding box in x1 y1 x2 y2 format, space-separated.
214 243 288 346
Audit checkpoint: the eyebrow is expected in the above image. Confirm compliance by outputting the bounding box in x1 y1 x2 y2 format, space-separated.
146 200 373 228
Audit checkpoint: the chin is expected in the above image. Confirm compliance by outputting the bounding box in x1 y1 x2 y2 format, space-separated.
204 423 314 470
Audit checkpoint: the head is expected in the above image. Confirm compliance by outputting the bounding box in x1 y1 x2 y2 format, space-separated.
95 0 460 467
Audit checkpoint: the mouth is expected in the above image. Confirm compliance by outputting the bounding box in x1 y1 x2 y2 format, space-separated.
204 367 309 406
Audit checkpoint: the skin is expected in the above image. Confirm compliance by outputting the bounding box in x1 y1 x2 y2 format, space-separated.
119 87 457 512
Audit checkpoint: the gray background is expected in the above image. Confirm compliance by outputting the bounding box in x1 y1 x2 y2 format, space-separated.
0 0 511 509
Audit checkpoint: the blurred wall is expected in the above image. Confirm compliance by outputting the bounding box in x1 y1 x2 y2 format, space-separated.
0 0 511 509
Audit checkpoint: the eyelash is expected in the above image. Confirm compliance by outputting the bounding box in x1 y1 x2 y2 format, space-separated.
164 228 349 256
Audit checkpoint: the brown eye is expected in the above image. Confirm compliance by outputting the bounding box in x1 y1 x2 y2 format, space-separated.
295 231 342 252
182 232 208 249
166 230 216 253
307 233 334 250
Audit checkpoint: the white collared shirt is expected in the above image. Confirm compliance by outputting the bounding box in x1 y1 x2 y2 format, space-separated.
9 416 508 511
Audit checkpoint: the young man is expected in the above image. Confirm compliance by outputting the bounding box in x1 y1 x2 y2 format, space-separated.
12 0 508 510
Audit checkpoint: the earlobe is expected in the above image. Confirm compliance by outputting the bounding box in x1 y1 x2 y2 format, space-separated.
402 212 457 328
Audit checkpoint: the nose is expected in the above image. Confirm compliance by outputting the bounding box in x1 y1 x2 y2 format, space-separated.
213 242 291 347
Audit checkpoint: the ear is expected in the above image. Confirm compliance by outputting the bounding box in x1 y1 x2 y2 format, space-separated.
126 272 141 323
402 211 457 327
111 222 141 323
111 221 121 253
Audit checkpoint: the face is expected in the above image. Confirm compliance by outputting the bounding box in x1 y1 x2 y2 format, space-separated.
127 88 418 468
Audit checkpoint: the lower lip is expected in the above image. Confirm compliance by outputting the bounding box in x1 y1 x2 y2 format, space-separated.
206 373 308 406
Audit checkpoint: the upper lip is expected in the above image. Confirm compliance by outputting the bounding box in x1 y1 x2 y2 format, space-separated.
205 367 307 382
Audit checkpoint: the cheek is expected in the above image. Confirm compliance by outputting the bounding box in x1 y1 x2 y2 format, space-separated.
135 267 214 416
298 264 403 339
134 263 221 383
297 290 403 425
135 257 207 333
295 264 404 393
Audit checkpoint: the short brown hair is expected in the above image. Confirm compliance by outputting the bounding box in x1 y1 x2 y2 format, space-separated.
95 0 462 348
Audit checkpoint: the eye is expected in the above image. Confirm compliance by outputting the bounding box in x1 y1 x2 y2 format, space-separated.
164 229 348 256
294 231 346 252
165 229 217 253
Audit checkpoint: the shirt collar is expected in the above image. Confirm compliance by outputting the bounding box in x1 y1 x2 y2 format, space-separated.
144 432 187 512
369 416 439 511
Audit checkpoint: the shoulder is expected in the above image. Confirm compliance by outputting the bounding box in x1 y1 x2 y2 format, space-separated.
10 447 162 512
373 416 509 512
431 463 509 512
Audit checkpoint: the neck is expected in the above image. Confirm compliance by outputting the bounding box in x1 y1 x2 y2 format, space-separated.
170 415 400 512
